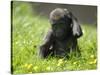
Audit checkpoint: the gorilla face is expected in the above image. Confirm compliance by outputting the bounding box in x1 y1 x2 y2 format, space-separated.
51 16 72 38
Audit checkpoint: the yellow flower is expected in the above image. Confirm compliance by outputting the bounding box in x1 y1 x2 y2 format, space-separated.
33 66 38 71
46 66 51 71
58 59 63 62
73 62 77 65
27 64 33 69
90 55 94 58
89 59 97 64
89 62 93 64
29 72 32 73
24 63 28 67
93 59 97 64
57 63 61 66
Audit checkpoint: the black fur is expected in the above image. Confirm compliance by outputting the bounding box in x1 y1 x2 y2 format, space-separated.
39 8 83 58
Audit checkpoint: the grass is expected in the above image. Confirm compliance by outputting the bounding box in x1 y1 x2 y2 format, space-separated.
12 2 97 74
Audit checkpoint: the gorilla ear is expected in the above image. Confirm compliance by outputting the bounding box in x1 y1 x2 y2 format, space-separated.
70 12 83 38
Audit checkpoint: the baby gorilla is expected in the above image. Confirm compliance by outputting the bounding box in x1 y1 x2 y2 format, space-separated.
39 8 83 58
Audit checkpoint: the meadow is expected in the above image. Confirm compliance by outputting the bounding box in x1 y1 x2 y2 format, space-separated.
12 2 97 74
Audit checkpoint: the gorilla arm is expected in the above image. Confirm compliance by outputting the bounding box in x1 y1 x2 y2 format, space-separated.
39 29 54 58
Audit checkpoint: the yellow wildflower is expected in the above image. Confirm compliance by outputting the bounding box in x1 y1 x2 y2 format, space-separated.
57 63 61 66
93 59 97 64
29 72 32 73
90 55 94 58
58 59 63 62
33 66 38 71
73 62 77 65
89 59 97 64
27 64 33 69
89 62 93 64
24 63 28 68
46 66 51 71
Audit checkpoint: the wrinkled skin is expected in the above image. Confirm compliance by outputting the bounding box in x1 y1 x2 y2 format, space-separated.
39 8 83 58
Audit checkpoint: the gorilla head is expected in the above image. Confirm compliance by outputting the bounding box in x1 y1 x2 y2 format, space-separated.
49 8 82 38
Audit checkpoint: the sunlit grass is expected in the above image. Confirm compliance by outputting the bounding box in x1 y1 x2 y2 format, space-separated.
12 2 97 74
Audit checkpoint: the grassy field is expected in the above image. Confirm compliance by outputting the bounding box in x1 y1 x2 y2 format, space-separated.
12 2 97 74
